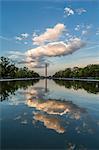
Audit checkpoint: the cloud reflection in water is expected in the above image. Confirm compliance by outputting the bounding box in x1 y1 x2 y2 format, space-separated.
10 84 98 135
27 99 85 118
33 113 65 133
26 98 91 134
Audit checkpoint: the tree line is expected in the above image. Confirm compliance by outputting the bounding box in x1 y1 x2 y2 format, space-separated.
0 80 39 101
54 80 99 94
0 57 40 78
53 64 99 79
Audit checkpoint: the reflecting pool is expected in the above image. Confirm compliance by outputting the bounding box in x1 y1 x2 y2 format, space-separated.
0 79 99 149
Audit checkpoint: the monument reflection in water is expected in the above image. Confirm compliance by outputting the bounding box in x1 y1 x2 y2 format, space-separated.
0 79 99 149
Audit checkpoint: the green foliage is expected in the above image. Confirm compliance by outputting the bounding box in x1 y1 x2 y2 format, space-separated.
0 80 39 101
53 64 99 78
0 56 40 78
0 56 18 78
54 80 99 94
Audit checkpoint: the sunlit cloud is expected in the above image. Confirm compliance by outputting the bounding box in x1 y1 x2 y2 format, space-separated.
15 33 29 41
9 37 86 69
64 7 87 17
74 24 92 33
75 25 80 31
82 30 88 35
21 33 29 38
25 38 86 68
75 8 87 15
33 23 66 45
15 36 23 41
64 7 74 17
74 24 92 38
32 32 38 37
9 23 86 69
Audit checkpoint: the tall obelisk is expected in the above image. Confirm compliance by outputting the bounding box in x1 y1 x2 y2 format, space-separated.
45 63 47 78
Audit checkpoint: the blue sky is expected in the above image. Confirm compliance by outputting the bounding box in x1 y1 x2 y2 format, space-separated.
1 0 99 75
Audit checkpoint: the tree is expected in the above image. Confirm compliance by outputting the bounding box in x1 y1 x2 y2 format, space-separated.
0 56 16 78
0 56 40 78
53 64 99 79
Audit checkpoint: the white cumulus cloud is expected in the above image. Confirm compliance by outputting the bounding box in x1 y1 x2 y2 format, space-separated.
64 7 74 17
21 33 29 38
64 7 87 17
10 23 87 69
76 8 87 15
26 38 86 66
15 33 29 41
82 30 88 35
15 36 22 41
33 32 37 37
75 25 80 31
9 38 86 68
33 23 66 45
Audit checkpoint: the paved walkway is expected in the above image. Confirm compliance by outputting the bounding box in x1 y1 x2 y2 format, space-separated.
0 78 99 82
0 78 39 82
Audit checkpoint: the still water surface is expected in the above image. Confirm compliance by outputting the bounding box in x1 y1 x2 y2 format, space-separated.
0 79 99 149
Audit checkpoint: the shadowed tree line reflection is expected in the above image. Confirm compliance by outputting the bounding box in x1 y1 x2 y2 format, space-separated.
54 80 99 94
0 80 39 101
